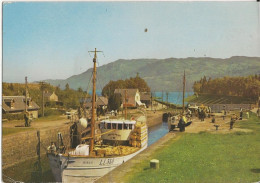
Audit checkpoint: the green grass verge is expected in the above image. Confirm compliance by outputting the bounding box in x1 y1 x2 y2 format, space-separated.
2 127 34 136
184 95 197 102
125 113 260 183
189 94 255 104
34 115 64 122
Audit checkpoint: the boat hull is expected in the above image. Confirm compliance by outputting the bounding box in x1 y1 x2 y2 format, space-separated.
48 143 147 183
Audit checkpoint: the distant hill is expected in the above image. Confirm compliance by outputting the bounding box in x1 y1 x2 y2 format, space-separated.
42 56 260 92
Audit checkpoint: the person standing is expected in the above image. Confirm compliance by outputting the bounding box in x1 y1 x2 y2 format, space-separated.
230 114 237 130
24 112 29 127
201 110 206 121
208 106 211 114
240 108 243 120
211 116 216 123
178 115 186 132
246 111 249 119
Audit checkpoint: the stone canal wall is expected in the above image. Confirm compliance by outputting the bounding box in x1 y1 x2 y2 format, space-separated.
2 111 163 169
146 111 163 127
2 125 71 169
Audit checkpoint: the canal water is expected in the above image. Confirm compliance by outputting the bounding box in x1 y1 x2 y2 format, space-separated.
154 91 194 105
96 91 194 105
2 123 169 182
148 122 169 146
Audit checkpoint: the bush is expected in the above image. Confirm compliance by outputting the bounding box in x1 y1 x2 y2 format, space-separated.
108 93 122 111
2 113 24 120
43 108 64 116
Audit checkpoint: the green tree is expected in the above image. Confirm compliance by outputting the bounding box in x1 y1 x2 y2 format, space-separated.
8 83 14 91
193 75 260 100
102 76 150 97
65 83 70 91
108 93 122 111
78 87 83 93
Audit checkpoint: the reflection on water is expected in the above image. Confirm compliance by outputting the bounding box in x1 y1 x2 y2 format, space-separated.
148 122 169 146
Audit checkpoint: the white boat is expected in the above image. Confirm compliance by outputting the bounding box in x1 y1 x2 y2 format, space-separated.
47 48 148 182
48 121 147 182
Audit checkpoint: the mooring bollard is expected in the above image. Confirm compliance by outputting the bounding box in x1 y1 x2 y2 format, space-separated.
150 159 159 169
214 125 219 131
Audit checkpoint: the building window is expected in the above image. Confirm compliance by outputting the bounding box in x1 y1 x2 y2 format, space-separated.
118 123 122 130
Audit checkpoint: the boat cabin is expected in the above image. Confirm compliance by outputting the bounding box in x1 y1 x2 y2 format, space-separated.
100 120 136 130
100 120 136 144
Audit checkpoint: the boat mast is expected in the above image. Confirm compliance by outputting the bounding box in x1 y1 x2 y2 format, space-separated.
89 48 102 154
182 70 186 114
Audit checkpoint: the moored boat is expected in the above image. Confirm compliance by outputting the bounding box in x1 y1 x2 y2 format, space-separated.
47 48 148 182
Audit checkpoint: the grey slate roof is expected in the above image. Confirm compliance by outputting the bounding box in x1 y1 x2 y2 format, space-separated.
43 92 52 97
114 89 139 98
140 92 151 101
2 96 40 112
85 96 108 108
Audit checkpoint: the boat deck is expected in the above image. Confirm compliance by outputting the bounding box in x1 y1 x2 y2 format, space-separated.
63 145 141 158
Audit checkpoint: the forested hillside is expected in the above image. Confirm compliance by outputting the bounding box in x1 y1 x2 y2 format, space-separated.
42 56 260 91
193 75 260 99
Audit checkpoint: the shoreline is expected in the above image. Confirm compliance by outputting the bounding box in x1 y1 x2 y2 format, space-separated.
96 131 177 183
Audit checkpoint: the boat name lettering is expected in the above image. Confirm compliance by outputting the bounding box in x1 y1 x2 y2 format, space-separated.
99 158 114 165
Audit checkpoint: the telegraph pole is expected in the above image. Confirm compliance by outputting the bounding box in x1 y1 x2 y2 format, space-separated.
39 82 45 117
166 92 169 109
162 90 164 102
125 90 127 120
150 92 153 111
182 70 186 114
25 77 28 112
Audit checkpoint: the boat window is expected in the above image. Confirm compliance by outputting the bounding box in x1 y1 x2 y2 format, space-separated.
107 123 111 129
99 123 104 129
118 123 122 130
124 123 128 130
129 124 133 129
112 123 117 129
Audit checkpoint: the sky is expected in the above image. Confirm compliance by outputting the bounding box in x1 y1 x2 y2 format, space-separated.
2 2 260 83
